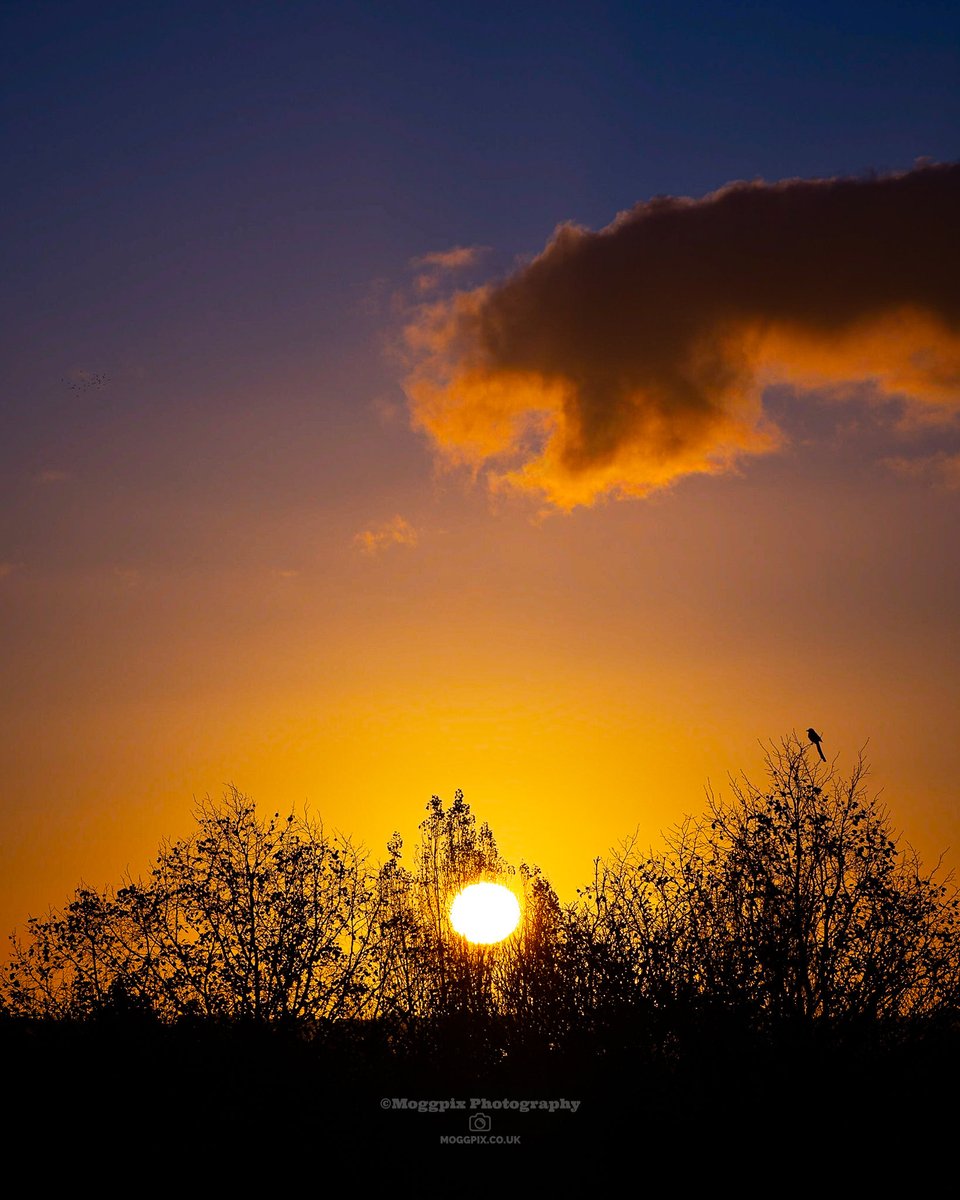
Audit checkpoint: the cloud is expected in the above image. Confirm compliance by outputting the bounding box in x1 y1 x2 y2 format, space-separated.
883 451 960 491
35 468 71 484
412 246 487 271
402 162 960 509
353 515 419 555
372 394 404 426
411 245 488 294
0 562 23 580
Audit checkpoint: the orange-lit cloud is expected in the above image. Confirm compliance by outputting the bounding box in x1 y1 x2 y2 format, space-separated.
353 514 419 555
34 468 71 484
0 562 22 580
402 162 960 509
412 245 488 294
412 245 487 271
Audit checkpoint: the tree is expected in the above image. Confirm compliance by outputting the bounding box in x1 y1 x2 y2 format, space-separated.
2 884 129 1020
370 789 570 1074
7 742 957 1091
3 787 380 1023
372 789 517 1024
576 734 960 1039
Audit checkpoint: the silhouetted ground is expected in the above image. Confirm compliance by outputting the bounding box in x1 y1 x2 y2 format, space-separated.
4 1011 958 1169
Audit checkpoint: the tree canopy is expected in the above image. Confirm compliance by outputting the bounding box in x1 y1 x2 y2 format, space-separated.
4 735 959 1068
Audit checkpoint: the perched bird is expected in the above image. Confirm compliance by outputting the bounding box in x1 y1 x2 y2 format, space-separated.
807 728 826 760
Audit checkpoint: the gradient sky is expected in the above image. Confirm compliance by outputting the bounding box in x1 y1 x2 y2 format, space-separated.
2 0 959 943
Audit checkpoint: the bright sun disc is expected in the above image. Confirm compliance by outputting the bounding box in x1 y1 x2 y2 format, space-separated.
449 882 521 945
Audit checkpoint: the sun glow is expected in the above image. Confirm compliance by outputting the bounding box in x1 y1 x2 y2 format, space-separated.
449 882 522 945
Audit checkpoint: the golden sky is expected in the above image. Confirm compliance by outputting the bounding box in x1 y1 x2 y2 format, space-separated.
3 381 958 936
2 5 959 945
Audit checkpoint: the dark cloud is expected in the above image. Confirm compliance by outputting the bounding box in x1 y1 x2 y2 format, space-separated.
403 162 960 508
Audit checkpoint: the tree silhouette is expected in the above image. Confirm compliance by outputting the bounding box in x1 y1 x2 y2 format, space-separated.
366 788 574 1082
4 740 959 1120
372 789 509 1024
576 733 960 1041
4 787 380 1022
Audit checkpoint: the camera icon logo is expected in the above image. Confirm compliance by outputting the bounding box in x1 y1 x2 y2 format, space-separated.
468 1113 492 1133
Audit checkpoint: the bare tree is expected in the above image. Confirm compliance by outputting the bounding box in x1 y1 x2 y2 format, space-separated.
371 790 515 1023
3 787 381 1023
370 788 572 1077
575 734 960 1035
2 885 125 1019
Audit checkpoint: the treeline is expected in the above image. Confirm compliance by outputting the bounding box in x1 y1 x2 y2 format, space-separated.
3 735 960 1091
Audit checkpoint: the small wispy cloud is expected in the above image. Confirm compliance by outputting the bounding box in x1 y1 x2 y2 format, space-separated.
411 245 488 294
882 451 960 490
411 245 487 271
372 394 404 426
35 468 71 484
0 562 23 580
353 515 419 556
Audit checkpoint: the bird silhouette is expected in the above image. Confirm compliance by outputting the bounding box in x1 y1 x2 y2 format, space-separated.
807 728 826 760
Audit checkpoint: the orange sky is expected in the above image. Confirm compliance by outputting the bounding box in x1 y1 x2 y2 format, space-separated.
3 6 959 949
3 395 959 940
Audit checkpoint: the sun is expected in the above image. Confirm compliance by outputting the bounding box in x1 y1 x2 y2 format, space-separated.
449 882 521 945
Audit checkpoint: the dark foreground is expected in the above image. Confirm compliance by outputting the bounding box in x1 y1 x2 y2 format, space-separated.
4 1012 958 1170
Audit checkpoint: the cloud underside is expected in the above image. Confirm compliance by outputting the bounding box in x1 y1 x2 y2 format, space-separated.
403 163 960 509
883 451 960 490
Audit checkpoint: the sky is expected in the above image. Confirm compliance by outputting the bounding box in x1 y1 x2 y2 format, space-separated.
2 0 959 943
